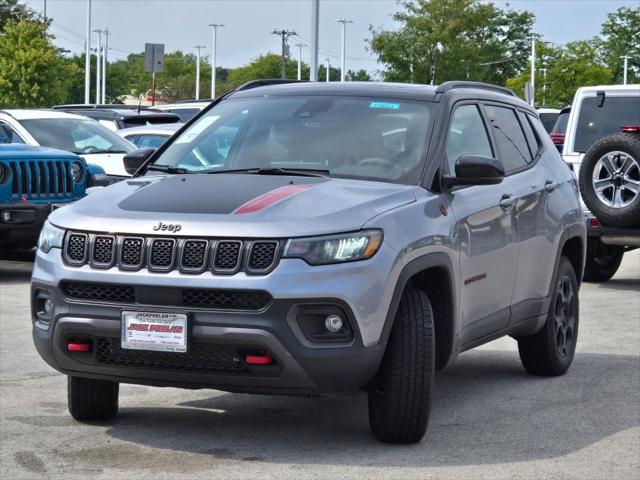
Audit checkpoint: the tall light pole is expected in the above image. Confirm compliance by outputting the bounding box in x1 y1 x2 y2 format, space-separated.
93 29 102 105
620 55 630 85
102 28 109 104
335 19 353 82
84 0 92 104
194 45 206 100
530 36 536 107
540 67 548 106
207 23 225 99
310 0 319 81
294 43 307 80
324 57 330 82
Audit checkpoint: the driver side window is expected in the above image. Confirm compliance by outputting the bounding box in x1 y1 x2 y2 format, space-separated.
445 105 492 176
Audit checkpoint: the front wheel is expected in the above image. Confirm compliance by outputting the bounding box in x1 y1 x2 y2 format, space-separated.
517 257 579 376
368 287 435 444
583 237 624 282
68 376 119 421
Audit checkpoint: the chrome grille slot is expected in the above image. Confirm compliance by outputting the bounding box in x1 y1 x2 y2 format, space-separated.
213 241 242 272
149 238 176 270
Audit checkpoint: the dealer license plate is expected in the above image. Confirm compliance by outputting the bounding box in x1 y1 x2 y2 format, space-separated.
121 311 187 353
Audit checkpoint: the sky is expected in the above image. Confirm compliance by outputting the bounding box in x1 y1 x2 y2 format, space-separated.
24 0 639 75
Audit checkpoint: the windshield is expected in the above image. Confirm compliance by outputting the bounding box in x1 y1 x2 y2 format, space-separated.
155 96 434 184
552 111 569 134
538 112 558 133
21 118 135 154
574 96 640 152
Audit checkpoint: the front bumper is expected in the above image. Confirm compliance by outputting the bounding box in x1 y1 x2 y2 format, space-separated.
0 202 52 247
31 246 398 394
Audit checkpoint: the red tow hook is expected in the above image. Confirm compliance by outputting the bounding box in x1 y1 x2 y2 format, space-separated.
67 341 92 352
245 353 273 365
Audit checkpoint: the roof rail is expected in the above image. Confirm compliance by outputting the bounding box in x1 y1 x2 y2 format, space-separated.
52 104 159 110
234 79 308 92
435 81 516 97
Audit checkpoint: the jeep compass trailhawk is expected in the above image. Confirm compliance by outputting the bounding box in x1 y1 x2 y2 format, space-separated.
32 81 586 443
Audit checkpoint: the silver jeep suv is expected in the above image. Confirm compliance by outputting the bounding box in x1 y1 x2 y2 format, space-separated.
32 81 586 443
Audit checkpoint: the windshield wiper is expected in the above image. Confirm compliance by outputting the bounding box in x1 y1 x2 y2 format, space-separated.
146 164 192 174
205 167 330 177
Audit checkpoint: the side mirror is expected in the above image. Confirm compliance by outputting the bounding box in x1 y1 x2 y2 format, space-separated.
441 155 505 189
86 164 112 188
123 148 155 175
0 124 14 143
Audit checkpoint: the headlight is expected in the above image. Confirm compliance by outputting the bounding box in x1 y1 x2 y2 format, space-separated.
37 222 65 253
284 230 383 265
70 161 84 182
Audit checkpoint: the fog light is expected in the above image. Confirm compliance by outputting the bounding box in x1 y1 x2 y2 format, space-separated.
1 211 10 223
325 314 344 333
44 299 54 316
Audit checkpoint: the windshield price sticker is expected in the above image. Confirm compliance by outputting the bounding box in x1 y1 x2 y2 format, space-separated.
121 311 187 353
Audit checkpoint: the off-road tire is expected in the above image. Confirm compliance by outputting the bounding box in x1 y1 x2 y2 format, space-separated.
583 237 624 282
68 376 119 421
579 133 640 227
368 287 435 444
518 257 579 376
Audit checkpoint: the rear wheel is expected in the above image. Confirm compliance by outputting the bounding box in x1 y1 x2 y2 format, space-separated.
368 287 435 444
583 237 624 282
518 257 579 376
68 376 119 421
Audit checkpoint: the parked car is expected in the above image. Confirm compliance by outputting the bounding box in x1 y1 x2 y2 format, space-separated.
1 144 105 250
117 123 183 149
562 84 640 281
32 80 586 444
536 107 560 133
0 109 136 177
52 105 181 131
153 101 211 122
549 106 570 153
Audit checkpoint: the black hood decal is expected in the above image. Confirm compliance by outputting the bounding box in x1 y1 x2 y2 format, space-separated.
118 174 327 215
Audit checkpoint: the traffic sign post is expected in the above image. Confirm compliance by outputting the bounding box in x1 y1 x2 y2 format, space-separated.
144 43 165 106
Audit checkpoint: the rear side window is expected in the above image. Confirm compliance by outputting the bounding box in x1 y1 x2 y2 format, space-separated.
484 105 532 172
445 104 493 175
574 96 640 152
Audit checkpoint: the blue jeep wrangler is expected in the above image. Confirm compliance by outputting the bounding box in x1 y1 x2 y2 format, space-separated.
0 144 105 251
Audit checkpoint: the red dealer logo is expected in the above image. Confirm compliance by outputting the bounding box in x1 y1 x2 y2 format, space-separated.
128 324 184 333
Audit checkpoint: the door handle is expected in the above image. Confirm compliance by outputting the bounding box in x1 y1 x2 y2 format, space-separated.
500 193 515 210
544 180 559 192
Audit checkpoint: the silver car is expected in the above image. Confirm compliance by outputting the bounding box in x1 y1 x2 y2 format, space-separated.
32 80 586 443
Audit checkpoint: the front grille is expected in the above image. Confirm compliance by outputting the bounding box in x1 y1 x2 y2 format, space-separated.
181 240 208 270
183 288 271 310
249 241 279 271
65 233 87 264
214 241 242 271
60 281 272 311
92 235 115 266
7 159 73 199
150 239 175 269
95 337 250 375
120 237 144 268
61 281 135 303
63 232 280 275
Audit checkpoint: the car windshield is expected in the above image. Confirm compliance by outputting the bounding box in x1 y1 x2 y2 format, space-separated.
574 96 640 152
125 133 171 149
154 95 434 184
538 112 558 133
552 110 570 134
165 108 200 122
21 117 135 154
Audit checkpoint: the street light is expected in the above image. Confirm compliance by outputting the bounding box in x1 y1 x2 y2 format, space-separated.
92 28 103 104
620 55 630 85
84 0 91 104
335 19 353 82
324 57 330 82
194 45 206 100
207 23 225 99
294 43 307 80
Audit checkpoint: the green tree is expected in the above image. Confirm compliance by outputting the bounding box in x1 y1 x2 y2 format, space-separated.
368 0 534 85
0 18 77 107
346 69 372 81
0 0 36 30
225 53 304 90
507 40 613 107
600 6 640 84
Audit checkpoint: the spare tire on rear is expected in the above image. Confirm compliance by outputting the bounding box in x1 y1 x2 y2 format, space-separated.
579 133 640 228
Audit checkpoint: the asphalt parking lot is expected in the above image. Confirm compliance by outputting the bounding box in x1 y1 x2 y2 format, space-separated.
0 252 638 480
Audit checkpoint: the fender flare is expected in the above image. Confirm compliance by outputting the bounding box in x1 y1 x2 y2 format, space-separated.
547 223 587 298
378 252 457 348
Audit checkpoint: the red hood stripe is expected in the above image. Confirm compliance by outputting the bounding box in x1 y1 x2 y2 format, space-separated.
233 184 314 215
